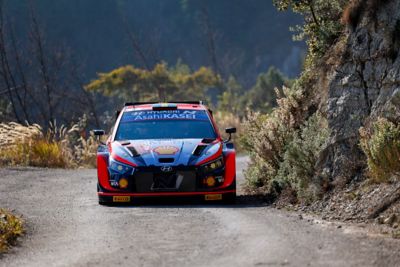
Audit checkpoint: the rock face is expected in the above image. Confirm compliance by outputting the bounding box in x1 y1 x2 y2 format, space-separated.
320 0 400 185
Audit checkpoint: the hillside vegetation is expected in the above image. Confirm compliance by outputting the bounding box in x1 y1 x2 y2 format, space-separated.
243 0 400 231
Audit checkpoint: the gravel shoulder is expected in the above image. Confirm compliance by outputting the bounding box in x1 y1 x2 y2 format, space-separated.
0 157 399 267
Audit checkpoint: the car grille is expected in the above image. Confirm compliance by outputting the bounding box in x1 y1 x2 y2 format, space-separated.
134 171 196 192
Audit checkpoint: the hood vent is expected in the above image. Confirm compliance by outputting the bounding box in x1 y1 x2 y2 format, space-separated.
193 145 207 156
201 138 215 144
158 158 174 163
127 146 140 157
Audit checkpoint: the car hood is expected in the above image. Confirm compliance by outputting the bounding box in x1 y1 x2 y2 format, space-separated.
110 139 220 167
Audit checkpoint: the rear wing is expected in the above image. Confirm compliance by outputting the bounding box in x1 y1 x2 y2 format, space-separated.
124 101 204 107
120 101 212 119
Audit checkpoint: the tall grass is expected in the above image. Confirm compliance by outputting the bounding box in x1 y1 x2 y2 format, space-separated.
0 118 98 168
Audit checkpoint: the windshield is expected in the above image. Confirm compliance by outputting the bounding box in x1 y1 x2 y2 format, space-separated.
115 109 217 140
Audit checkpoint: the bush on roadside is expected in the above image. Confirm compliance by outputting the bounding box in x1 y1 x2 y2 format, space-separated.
276 113 330 202
0 116 98 168
360 118 400 182
0 209 23 253
241 85 308 195
2 139 66 168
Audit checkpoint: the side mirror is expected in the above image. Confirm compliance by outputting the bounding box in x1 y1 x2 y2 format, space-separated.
92 129 105 136
225 127 237 134
224 127 236 143
115 110 121 121
92 129 106 145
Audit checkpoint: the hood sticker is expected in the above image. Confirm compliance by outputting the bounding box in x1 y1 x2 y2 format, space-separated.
153 146 180 155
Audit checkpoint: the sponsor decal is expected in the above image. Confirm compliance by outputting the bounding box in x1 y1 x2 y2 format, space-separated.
153 146 179 155
134 144 152 155
121 110 208 122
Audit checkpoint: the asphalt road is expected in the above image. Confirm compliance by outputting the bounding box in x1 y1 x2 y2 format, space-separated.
1 156 400 267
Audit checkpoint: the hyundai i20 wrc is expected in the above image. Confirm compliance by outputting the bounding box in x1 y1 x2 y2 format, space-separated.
93 101 237 205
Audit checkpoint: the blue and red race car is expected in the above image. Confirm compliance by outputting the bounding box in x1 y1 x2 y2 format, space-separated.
93 101 237 205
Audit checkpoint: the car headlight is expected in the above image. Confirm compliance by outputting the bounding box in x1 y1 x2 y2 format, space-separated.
109 158 134 174
205 142 221 156
201 157 224 173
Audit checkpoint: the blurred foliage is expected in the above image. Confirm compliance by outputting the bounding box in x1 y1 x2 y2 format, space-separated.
243 67 290 114
3 0 303 85
273 0 346 66
219 67 290 116
360 118 400 183
218 76 245 114
0 209 23 253
85 62 221 103
86 60 291 117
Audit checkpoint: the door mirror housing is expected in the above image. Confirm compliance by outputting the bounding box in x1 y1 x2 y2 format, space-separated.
92 129 105 136
225 127 237 134
92 129 106 145
224 127 236 143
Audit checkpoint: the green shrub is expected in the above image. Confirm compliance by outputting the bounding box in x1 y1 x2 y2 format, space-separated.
241 85 308 195
276 113 330 202
360 118 400 182
243 110 329 202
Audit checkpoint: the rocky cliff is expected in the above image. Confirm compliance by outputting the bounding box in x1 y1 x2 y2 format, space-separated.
319 0 400 186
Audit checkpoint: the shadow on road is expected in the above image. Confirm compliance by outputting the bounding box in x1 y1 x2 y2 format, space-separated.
105 194 273 209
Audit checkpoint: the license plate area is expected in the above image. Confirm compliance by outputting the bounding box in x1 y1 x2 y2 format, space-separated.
134 171 196 192
151 172 179 191
113 196 131 202
205 194 222 201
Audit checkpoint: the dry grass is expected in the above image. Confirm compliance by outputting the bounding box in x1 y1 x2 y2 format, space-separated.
0 119 98 168
0 122 42 147
0 209 23 253
1 140 66 168
360 118 400 182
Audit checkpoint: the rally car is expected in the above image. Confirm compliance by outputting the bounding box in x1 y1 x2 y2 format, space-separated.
93 101 237 205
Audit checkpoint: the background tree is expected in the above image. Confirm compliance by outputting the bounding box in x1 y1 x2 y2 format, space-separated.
243 67 289 113
0 3 100 128
85 62 222 103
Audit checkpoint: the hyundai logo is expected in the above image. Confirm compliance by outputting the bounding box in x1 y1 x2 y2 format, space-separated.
160 166 173 172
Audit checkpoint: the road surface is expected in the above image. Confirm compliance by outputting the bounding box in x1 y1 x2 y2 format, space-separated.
0 157 399 267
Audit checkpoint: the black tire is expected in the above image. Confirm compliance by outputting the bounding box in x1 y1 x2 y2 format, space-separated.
223 193 236 204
